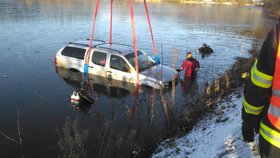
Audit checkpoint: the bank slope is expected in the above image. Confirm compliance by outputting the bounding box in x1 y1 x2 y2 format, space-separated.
152 87 260 158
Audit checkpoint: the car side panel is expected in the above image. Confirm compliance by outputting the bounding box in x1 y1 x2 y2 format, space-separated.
107 54 135 83
88 50 108 78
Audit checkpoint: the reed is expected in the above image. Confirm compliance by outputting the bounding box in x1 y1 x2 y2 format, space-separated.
0 105 23 145
57 117 88 158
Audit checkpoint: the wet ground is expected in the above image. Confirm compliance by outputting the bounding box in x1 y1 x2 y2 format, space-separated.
0 0 275 157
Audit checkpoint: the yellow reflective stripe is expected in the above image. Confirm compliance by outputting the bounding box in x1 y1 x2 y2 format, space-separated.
251 71 271 88
242 97 264 115
260 122 280 149
253 60 273 81
251 60 273 88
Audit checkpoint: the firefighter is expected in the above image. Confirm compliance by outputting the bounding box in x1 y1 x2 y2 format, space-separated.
242 19 280 158
177 51 200 83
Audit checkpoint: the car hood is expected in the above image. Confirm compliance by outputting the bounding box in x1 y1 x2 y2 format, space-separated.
139 64 178 83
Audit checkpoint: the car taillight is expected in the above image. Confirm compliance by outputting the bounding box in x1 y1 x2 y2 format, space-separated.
54 57 57 65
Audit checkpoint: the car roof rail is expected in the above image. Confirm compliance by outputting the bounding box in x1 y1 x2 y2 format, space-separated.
107 42 133 48
97 46 122 54
69 39 105 48
86 39 106 43
68 42 89 47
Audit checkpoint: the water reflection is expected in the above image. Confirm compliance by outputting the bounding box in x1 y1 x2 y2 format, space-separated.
55 66 175 119
56 67 142 98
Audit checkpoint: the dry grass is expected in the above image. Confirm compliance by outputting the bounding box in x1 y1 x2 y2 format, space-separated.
205 81 211 96
57 117 88 158
214 80 220 95
171 46 180 108
224 72 230 89
89 121 142 158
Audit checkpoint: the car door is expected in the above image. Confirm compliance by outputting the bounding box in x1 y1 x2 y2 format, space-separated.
107 54 134 83
88 50 108 77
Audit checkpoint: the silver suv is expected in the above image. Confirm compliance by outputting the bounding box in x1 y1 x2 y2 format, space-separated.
55 40 178 89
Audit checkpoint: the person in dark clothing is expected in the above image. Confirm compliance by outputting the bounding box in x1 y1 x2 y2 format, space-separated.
241 19 280 158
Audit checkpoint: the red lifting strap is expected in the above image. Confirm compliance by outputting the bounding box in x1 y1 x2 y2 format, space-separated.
86 0 100 64
130 0 139 85
272 22 280 88
109 0 113 44
132 85 140 117
144 0 157 55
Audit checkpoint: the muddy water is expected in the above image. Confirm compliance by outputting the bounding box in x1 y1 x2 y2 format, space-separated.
0 0 274 157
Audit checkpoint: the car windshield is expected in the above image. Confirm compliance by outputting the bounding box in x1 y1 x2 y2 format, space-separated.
125 50 156 72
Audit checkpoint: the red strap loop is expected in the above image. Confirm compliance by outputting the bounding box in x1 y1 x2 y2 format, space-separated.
86 0 100 64
109 0 113 45
130 0 139 85
144 0 157 55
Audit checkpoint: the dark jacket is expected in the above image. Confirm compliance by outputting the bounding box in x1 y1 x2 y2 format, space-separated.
242 21 279 158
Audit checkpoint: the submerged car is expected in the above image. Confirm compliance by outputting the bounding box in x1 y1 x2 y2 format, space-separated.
55 39 178 89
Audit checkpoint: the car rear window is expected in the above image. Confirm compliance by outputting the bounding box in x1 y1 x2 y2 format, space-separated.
61 46 86 60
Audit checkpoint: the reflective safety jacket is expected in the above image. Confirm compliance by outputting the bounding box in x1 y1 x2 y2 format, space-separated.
242 21 280 152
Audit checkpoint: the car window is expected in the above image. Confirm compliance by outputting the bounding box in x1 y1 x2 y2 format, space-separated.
92 51 107 67
125 50 156 72
110 55 130 72
61 46 86 60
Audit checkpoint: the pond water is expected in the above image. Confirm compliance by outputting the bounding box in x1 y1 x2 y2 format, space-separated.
0 0 274 157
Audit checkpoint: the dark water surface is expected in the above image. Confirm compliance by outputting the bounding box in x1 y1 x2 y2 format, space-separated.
0 0 274 157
